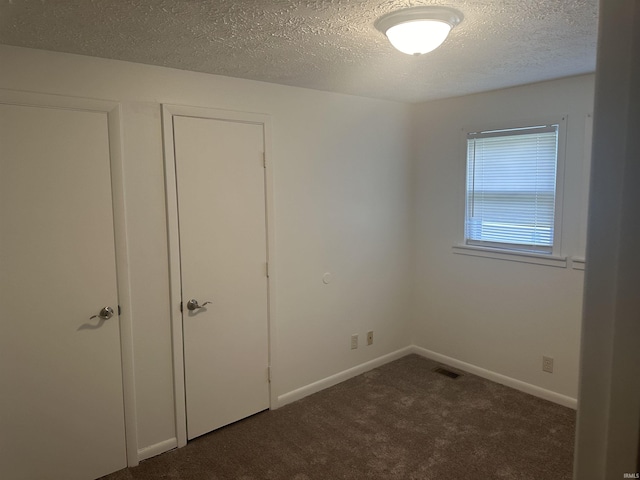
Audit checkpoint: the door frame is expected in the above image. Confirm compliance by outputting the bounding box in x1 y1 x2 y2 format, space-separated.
0 89 139 467
161 104 276 447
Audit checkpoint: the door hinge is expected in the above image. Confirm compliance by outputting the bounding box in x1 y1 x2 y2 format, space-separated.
118 305 121 316
267 366 271 383
179 301 183 312
262 152 266 168
266 261 270 278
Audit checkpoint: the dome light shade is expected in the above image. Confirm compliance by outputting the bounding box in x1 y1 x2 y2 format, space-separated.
375 6 463 56
385 20 452 55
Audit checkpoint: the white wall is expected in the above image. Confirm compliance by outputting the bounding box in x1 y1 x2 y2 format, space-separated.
0 45 413 454
0 42 596 462
411 75 595 401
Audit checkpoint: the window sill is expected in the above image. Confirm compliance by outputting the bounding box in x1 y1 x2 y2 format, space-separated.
571 257 585 271
452 244 568 268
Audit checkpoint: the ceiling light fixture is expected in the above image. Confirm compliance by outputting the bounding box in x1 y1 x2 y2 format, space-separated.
375 6 463 56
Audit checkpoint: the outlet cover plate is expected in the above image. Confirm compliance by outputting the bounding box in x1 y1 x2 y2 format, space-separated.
543 356 554 373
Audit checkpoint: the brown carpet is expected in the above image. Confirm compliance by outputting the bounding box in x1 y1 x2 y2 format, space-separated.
102 354 575 480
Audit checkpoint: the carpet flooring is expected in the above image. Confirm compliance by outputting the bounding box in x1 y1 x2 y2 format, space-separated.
102 354 575 480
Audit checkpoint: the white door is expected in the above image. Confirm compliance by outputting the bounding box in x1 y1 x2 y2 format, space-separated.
172 114 270 440
0 103 126 479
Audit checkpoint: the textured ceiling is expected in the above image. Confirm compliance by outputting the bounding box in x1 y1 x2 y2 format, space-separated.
0 0 598 103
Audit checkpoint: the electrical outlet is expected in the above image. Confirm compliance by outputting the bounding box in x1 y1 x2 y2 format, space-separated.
367 331 374 346
542 356 554 373
351 334 358 350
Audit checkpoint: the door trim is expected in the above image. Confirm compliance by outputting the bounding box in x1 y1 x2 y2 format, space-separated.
161 104 276 448
0 89 139 467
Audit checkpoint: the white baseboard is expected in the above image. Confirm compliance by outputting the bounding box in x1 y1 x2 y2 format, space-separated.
276 345 576 410
411 345 577 409
138 437 178 462
276 346 413 408
140 345 574 463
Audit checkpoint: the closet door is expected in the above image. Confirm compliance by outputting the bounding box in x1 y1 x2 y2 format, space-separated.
172 114 270 440
0 102 126 480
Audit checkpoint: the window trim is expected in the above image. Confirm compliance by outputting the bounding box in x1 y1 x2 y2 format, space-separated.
452 243 568 268
571 256 586 271
456 115 568 264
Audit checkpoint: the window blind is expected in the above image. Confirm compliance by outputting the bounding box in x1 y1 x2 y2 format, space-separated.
465 124 559 253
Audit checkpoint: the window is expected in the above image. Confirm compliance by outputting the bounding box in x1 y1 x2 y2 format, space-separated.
464 120 564 256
